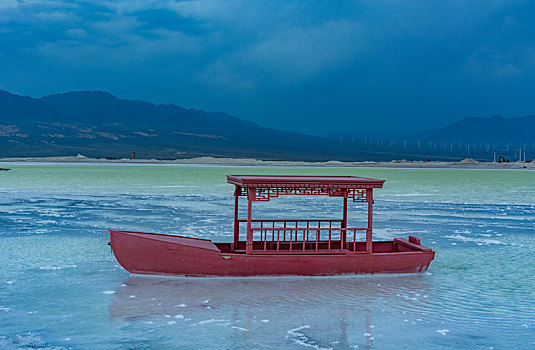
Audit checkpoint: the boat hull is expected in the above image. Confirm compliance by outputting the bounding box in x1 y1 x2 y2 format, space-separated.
110 230 435 277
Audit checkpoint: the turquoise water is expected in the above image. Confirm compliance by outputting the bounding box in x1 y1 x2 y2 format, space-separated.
0 163 534 349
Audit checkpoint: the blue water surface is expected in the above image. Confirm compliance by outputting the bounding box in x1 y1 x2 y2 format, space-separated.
0 164 534 349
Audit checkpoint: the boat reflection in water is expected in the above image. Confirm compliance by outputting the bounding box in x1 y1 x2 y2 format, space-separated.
109 275 432 349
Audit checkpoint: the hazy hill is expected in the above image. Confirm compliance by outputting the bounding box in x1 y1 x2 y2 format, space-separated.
327 115 535 144
325 115 535 161
417 115 535 142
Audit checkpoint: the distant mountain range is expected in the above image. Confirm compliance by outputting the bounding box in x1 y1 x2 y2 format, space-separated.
1 89 533 161
326 115 535 143
416 115 535 142
325 115 535 161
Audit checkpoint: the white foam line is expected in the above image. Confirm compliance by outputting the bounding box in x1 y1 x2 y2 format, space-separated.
39 265 77 270
287 325 333 350
445 234 505 245
193 319 227 326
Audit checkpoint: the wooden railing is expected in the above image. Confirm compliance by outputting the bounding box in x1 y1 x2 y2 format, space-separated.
251 227 369 253
237 219 368 253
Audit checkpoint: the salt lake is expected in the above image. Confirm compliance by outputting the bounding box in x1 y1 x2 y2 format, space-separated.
0 163 534 349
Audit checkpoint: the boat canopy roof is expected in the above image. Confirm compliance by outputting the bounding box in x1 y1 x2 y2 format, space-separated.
226 175 384 189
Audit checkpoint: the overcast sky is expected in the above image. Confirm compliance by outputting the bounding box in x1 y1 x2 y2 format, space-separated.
1 0 534 134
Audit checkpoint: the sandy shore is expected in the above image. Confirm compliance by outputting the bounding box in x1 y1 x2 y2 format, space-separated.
0 155 534 169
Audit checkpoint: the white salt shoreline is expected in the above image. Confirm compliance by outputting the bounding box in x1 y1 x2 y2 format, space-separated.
0 156 534 169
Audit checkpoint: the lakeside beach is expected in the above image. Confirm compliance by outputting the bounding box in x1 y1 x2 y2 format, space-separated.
1 155 534 169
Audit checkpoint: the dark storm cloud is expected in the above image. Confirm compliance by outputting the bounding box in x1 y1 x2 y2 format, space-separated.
1 0 534 133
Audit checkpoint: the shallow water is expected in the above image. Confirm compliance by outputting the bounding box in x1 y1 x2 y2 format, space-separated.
0 163 534 349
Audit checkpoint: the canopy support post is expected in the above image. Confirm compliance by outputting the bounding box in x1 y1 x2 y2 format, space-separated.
246 188 254 255
233 188 239 251
366 188 373 253
342 195 348 249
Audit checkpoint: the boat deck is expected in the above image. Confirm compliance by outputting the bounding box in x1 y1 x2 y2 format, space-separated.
215 238 429 255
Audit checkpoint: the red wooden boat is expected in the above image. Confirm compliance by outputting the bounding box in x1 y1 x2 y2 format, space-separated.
110 175 435 276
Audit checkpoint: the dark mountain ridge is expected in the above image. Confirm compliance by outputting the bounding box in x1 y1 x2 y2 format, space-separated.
0 89 62 123
0 90 354 160
40 91 258 132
